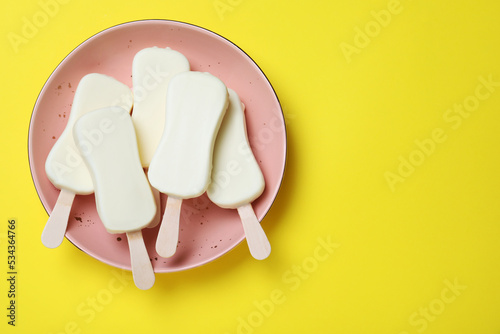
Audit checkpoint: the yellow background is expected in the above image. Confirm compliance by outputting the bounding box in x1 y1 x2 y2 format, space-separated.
1 0 500 333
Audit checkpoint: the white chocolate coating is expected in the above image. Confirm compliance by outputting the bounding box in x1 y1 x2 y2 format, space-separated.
148 71 229 199
73 107 156 233
207 89 265 208
45 73 133 194
131 47 190 167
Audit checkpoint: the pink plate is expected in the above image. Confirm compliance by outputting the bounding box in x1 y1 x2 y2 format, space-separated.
29 20 286 272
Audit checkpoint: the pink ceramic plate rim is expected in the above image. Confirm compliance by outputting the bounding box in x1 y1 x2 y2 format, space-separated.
28 19 287 272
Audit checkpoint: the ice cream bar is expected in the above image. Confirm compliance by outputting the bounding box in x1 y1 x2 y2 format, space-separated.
42 73 133 249
148 71 229 258
73 106 155 289
131 47 190 229
207 89 265 208
207 89 270 260
132 47 190 167
73 106 156 233
148 71 229 197
46 73 133 194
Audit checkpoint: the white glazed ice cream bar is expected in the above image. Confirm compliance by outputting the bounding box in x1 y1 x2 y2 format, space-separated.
43 47 271 289
42 73 134 249
74 106 156 290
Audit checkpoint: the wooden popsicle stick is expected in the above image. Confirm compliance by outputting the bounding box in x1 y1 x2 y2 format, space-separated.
155 196 182 258
237 203 271 260
41 188 76 249
126 230 155 290
147 187 161 228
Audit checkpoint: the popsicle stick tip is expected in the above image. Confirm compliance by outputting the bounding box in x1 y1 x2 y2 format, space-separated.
155 196 182 258
41 233 63 249
127 231 156 290
237 204 271 260
155 241 177 258
41 189 76 249
251 246 271 260
135 274 155 290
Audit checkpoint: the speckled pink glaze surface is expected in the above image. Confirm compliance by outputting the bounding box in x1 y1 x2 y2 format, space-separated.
28 20 286 272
